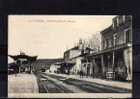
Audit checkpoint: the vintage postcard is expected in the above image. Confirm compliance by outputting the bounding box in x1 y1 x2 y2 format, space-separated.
8 15 132 98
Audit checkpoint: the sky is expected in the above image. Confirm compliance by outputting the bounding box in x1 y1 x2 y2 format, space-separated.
8 15 115 63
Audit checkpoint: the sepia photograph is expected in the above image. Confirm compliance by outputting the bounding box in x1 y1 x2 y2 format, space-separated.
8 15 132 98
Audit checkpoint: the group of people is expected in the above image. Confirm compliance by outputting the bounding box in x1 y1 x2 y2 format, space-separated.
78 70 90 78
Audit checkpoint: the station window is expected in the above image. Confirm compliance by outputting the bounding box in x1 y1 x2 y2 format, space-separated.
113 33 118 46
108 39 112 48
126 29 132 43
103 40 107 49
125 15 132 22
118 16 123 25
113 19 117 29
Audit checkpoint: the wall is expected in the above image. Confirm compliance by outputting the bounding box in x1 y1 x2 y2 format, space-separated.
49 64 60 73
102 32 113 50
123 47 132 80
101 15 132 50
70 56 82 74
69 50 81 59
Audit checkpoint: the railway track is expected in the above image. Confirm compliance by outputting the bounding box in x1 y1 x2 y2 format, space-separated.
35 72 73 93
35 72 131 93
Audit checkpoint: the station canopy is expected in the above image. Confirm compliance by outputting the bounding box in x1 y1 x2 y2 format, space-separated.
8 54 37 61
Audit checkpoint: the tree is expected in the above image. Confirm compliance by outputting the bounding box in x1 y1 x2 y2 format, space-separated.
88 33 101 52
76 33 101 52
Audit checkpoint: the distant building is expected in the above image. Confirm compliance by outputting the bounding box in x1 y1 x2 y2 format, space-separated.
63 40 94 75
62 46 80 74
31 58 63 72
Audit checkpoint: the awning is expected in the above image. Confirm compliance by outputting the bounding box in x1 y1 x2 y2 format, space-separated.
89 43 130 58
58 61 75 66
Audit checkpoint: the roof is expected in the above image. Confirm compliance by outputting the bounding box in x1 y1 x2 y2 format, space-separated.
100 25 113 35
85 47 94 51
69 47 94 59
34 58 63 64
8 54 37 61
8 62 17 68
64 46 79 53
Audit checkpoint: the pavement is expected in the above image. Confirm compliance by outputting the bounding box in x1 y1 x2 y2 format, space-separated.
47 72 132 90
8 73 39 93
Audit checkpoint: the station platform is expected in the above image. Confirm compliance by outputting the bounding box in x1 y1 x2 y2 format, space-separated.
8 73 39 94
